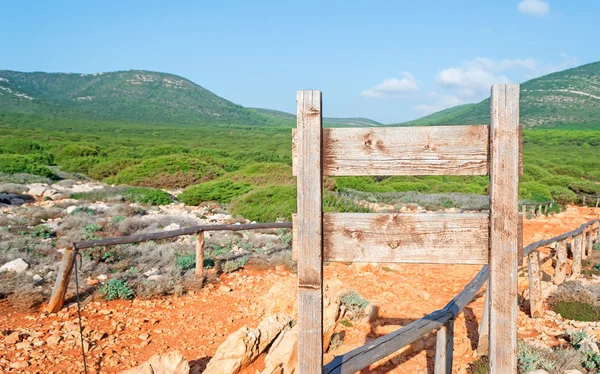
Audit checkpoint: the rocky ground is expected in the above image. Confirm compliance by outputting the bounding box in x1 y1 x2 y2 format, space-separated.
1 181 599 373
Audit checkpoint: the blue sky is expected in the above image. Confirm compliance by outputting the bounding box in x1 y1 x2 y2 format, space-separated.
1 0 598 123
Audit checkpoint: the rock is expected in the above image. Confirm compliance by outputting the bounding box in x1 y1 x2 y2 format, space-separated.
143 268 159 277
419 291 430 301
148 275 162 281
563 370 584 374
16 341 32 350
10 361 29 369
204 314 293 374
46 336 62 346
361 303 378 324
28 185 47 197
97 274 108 281
0 258 30 273
66 205 78 214
528 370 549 374
219 285 232 293
261 325 298 374
138 333 150 341
32 274 43 283
5 331 21 345
120 351 189 374
163 223 181 231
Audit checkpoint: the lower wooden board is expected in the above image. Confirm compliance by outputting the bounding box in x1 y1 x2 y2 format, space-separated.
294 212 490 264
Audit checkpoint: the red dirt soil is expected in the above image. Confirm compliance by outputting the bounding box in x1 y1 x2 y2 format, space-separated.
1 206 598 373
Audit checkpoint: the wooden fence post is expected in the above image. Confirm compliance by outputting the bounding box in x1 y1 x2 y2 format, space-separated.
531 206 535 217
554 240 568 285
583 196 586 205
488 84 520 373
537 204 543 216
477 285 489 356
528 251 543 318
435 319 454 374
596 198 599 208
47 247 77 313
571 235 582 279
587 227 594 257
296 90 324 374
195 231 205 278
521 205 526 218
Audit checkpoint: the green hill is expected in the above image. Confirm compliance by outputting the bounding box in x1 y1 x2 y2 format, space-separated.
250 108 382 127
0 70 282 126
395 61 600 129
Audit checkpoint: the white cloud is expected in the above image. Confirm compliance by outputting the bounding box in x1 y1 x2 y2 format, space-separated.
361 72 419 98
436 59 513 98
414 93 464 115
518 0 550 17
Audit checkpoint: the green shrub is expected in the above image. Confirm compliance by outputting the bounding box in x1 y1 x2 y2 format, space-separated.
83 247 121 263
27 225 54 239
554 301 600 321
569 180 600 195
226 163 294 186
548 186 577 205
141 146 189 157
0 138 43 154
523 164 552 180
221 256 249 273
179 180 252 205
340 291 369 320
88 158 140 180
0 155 57 179
230 185 297 222
175 252 196 271
121 187 172 205
71 207 96 215
323 192 372 213
551 165 585 178
55 144 101 162
99 279 134 300
539 175 578 187
519 182 552 202
112 215 125 223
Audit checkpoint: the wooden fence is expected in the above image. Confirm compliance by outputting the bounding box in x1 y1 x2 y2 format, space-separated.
578 194 600 208
521 200 553 217
46 222 292 313
323 218 600 374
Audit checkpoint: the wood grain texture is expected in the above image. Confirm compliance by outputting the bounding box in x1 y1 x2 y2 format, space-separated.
587 228 594 257
293 125 490 176
527 251 543 318
554 240 568 285
324 266 489 374
477 285 489 356
321 212 489 264
295 90 324 374
434 320 454 374
571 234 583 278
195 231 204 278
488 84 520 374
47 247 76 313
518 214 524 266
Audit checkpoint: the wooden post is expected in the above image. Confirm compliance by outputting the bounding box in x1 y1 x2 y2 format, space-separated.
521 205 526 218
530 206 535 217
296 90 324 374
195 231 205 278
477 285 489 356
571 235 582 279
528 251 543 318
537 204 543 216
544 204 548 214
47 247 77 313
588 228 594 257
518 213 524 266
434 319 454 374
554 240 568 285
488 84 520 373
596 198 599 208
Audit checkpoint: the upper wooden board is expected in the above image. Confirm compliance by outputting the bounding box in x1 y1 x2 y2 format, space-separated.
292 125 489 176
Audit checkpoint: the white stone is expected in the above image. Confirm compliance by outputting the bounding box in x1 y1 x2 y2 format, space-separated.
97 274 108 281
144 268 159 277
27 185 47 197
528 370 549 374
0 258 30 273
163 223 181 231
32 274 43 282
148 275 162 281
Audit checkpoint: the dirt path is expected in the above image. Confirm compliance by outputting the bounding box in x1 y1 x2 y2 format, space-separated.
1 206 598 373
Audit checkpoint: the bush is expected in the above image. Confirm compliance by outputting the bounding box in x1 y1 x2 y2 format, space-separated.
0 154 57 179
551 165 585 178
548 186 577 205
230 185 296 222
226 163 294 186
87 158 140 180
71 207 96 215
99 279 135 300
523 164 552 180
0 138 43 154
340 291 369 320
519 182 552 202
569 180 600 195
55 144 101 162
122 187 172 205
179 180 252 205
554 301 600 321
221 256 249 273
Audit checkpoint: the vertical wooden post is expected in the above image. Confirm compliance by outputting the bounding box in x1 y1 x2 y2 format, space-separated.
583 196 586 205
587 228 594 257
571 234 582 278
554 240 568 285
47 247 77 313
596 198 599 208
434 319 454 374
296 90 323 374
521 205 526 218
477 285 489 356
537 204 543 216
528 251 543 318
488 84 520 373
195 231 205 278
518 214 524 266
530 206 535 217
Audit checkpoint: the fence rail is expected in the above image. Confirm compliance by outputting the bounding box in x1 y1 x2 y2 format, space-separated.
46 214 600 372
46 222 292 313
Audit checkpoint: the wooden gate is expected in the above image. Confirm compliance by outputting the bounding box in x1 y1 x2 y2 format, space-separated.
293 84 520 373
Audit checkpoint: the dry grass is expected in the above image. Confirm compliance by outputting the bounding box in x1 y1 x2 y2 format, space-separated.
547 281 600 309
0 273 45 312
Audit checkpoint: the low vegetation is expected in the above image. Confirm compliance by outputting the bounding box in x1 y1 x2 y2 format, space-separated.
547 281 600 321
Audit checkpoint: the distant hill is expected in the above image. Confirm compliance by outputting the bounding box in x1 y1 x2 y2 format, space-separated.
250 108 382 127
0 70 282 126
395 61 600 129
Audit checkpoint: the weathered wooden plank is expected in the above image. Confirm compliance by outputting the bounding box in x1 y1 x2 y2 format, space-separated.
321 212 489 264
518 214 524 266
572 234 583 278
528 251 543 318
554 240 568 285
324 265 489 374
293 125 490 176
477 285 489 356
434 320 454 374
195 231 205 278
524 219 600 256
295 90 324 374
588 228 594 257
488 84 520 374
47 247 76 313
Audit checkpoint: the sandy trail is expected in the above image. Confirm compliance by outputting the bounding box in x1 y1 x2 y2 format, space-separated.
1 206 598 373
